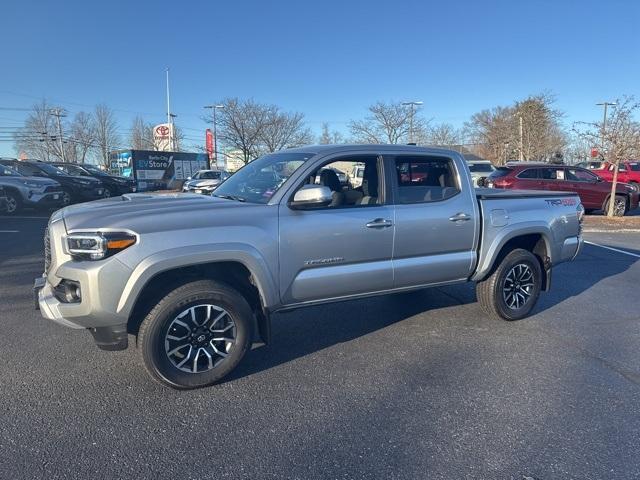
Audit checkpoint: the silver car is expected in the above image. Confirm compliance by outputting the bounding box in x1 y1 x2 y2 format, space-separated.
0 164 64 214
467 160 496 187
182 170 230 195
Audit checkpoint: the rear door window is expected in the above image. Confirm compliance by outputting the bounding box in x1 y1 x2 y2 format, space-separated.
394 156 460 204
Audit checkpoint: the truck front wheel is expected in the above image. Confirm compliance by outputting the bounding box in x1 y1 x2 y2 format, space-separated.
137 279 253 389
476 248 542 321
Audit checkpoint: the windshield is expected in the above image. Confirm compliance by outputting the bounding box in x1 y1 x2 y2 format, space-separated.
628 162 640 171
213 152 314 203
0 166 22 176
489 167 512 178
82 164 105 175
198 171 221 179
37 163 70 176
468 163 495 173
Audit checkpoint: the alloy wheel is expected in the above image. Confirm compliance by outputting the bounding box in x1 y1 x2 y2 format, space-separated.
5 195 17 214
502 263 535 310
164 304 237 374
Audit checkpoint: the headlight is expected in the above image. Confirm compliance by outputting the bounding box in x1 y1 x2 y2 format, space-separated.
626 184 638 192
24 182 43 189
76 179 91 185
66 232 137 260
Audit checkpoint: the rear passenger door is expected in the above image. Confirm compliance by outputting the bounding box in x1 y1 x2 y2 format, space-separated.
514 168 542 189
390 154 478 288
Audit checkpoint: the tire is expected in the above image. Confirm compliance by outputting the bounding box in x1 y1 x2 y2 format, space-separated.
103 188 112 198
137 279 253 389
61 189 73 206
4 191 21 215
604 195 627 217
476 248 542 321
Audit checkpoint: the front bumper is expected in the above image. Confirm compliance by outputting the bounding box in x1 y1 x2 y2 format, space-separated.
24 191 65 208
76 187 105 201
182 186 217 195
34 276 128 350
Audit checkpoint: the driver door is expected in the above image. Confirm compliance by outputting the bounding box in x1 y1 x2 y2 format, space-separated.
278 155 395 305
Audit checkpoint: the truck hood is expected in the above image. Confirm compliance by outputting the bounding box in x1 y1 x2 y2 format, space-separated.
185 179 221 188
60 192 255 232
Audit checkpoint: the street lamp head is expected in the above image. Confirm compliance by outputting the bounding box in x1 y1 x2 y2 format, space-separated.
402 101 423 106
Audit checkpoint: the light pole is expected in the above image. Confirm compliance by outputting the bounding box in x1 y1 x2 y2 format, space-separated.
401 101 423 144
204 104 224 167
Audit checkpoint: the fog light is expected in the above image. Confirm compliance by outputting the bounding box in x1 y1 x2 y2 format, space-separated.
54 280 82 303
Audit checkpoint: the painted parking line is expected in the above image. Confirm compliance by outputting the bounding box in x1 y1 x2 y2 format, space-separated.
0 230 20 233
0 216 50 220
584 241 640 259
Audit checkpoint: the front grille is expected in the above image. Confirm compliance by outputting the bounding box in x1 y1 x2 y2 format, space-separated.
44 226 51 274
44 186 61 193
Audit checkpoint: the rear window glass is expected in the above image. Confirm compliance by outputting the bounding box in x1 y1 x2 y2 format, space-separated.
468 163 494 173
489 167 512 179
517 169 538 179
628 162 639 171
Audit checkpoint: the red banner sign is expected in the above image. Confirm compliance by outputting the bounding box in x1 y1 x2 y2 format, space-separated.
206 129 214 160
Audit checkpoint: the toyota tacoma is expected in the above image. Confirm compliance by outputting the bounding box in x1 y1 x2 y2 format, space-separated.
35 145 584 389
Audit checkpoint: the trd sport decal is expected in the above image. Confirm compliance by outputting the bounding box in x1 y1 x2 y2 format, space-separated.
545 198 577 206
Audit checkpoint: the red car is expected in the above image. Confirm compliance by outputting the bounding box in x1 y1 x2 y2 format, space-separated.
581 160 640 186
487 163 640 216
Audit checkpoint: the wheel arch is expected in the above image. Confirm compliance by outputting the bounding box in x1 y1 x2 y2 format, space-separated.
120 246 278 343
473 229 552 291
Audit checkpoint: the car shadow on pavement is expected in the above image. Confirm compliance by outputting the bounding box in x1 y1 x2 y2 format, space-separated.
229 243 638 382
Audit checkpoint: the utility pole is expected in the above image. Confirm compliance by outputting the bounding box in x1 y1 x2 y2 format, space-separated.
49 108 67 162
204 104 225 168
169 113 178 151
597 101 618 216
166 67 173 151
402 101 423 144
518 113 524 161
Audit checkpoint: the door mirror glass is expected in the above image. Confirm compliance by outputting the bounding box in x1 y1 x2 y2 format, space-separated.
289 185 332 209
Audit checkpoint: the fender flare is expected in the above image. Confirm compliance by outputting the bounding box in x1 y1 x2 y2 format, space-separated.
116 243 279 318
471 223 555 282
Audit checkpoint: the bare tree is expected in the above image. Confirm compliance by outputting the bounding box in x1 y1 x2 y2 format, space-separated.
465 93 567 165
13 100 58 160
211 98 273 164
259 110 313 153
427 123 462 146
318 122 344 144
93 104 120 167
349 101 429 144
573 96 640 216
130 116 155 150
69 111 96 163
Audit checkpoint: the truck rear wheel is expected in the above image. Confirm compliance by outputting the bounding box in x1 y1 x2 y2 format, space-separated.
476 248 542 321
137 279 253 389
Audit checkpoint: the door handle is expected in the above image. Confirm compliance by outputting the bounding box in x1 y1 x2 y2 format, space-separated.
448 212 471 222
366 218 393 228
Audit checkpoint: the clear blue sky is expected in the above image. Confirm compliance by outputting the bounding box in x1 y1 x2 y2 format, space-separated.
1 0 639 156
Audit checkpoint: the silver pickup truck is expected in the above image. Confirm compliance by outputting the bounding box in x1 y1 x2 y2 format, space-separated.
35 145 583 389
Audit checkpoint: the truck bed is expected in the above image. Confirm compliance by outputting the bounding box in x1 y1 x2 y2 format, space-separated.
475 188 576 200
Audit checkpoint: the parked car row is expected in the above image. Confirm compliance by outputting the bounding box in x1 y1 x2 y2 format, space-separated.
0 159 137 215
182 170 231 195
576 160 640 187
486 162 639 216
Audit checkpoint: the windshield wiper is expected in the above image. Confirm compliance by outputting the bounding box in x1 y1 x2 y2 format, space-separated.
213 194 246 202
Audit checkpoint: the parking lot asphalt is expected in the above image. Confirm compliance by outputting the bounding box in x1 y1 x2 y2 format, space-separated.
1 214 639 479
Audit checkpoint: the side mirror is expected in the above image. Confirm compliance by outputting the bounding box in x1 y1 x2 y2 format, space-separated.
289 185 333 209
596 176 603 182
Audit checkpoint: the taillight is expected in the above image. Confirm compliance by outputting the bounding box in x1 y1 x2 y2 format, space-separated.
493 178 513 188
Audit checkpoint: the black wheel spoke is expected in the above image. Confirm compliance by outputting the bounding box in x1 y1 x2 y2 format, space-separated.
502 263 534 310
